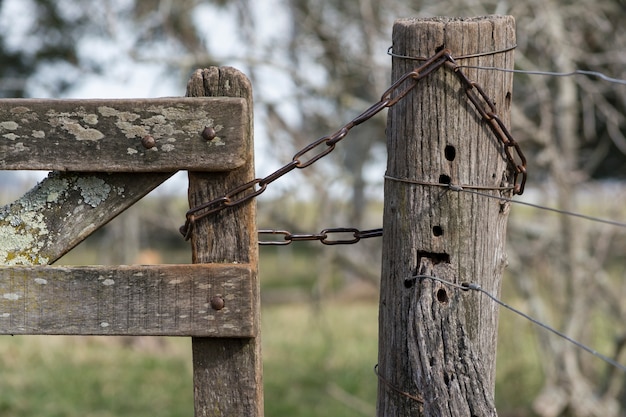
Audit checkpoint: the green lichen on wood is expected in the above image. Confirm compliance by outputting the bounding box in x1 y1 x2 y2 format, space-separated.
75 176 111 207
0 171 116 266
0 174 67 266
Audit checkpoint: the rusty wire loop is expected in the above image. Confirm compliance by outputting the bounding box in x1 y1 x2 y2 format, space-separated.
180 48 527 239
258 227 383 246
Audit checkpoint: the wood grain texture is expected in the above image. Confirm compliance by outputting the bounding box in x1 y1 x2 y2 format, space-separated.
0 263 254 336
0 97 247 171
378 16 515 416
186 67 263 417
0 170 173 265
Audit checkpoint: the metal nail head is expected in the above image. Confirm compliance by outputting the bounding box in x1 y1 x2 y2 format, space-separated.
201 126 216 141
141 135 156 149
210 296 225 311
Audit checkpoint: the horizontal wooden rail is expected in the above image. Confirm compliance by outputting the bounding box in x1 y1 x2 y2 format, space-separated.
0 263 255 337
0 97 247 171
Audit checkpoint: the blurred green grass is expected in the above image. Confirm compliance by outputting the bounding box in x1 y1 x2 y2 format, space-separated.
0 302 378 417
263 302 378 417
0 336 194 417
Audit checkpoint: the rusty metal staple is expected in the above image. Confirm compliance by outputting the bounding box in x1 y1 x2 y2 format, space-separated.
180 49 527 240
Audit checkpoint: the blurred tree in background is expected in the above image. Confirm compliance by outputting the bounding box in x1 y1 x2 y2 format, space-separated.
2 0 626 415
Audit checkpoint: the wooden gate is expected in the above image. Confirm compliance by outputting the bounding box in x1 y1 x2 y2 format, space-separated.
0 67 262 416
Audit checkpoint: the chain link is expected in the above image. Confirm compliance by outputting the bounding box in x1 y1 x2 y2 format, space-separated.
258 228 383 246
445 58 527 194
180 48 527 239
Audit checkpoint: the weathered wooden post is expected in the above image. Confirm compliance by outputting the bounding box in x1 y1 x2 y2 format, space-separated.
378 16 515 415
185 68 263 417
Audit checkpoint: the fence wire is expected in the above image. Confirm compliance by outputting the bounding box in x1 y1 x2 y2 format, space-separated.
410 274 626 373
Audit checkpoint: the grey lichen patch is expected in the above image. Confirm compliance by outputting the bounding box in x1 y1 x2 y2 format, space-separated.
14 173 70 212
31 130 45 138
114 185 125 196
209 137 225 146
0 171 121 266
0 173 71 266
0 212 50 266
97 106 145 138
14 142 28 152
59 117 104 141
10 106 31 115
143 115 167 126
116 121 147 139
75 176 111 208
83 114 98 125
97 106 119 117
46 109 105 141
0 121 19 130
3 293 20 301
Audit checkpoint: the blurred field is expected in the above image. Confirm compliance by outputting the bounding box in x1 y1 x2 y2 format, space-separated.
0 335 193 417
0 303 378 417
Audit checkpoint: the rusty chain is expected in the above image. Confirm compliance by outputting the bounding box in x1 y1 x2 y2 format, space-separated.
180 48 527 240
258 227 383 246
444 57 527 194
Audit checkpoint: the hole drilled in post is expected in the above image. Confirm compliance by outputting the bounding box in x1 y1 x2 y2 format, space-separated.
436 288 449 303
438 174 451 185
432 225 443 236
444 145 456 161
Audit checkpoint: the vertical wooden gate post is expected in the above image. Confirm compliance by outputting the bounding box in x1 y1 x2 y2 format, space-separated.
378 16 515 416
186 68 263 417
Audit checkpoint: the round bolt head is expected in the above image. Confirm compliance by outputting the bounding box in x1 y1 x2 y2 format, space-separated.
141 135 156 149
210 296 225 311
201 126 216 141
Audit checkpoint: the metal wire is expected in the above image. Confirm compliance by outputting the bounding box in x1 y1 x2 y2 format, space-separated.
387 44 517 61
412 274 626 373
460 186 626 229
384 176 626 229
457 65 626 86
388 45 626 86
